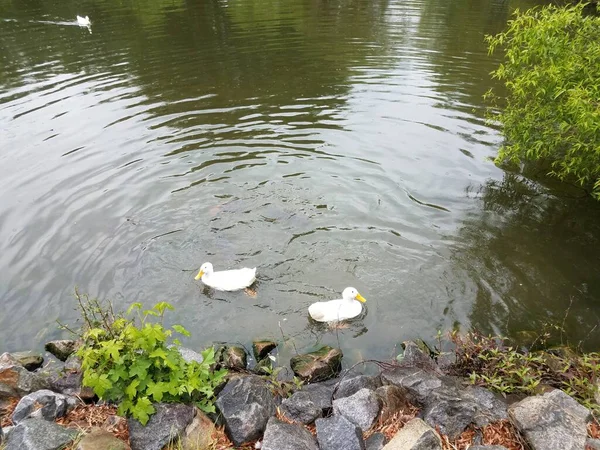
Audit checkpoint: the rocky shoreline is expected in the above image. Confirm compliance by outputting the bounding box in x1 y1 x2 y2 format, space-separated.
1 339 598 450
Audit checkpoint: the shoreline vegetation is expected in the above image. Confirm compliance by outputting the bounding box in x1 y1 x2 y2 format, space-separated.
1 298 600 450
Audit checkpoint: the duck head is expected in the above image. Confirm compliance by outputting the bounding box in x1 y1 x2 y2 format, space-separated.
195 262 213 280
342 287 366 303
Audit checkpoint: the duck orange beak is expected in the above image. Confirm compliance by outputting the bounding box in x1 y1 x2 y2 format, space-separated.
356 293 366 303
194 270 204 280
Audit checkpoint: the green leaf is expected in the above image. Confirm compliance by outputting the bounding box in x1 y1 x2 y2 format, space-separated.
146 381 168 402
127 303 143 315
132 397 155 425
172 324 191 337
125 379 140 399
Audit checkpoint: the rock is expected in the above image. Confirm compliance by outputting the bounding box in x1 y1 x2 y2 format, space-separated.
215 375 276 446
399 341 439 372
218 345 247 370
587 439 600 450
0 353 48 399
11 352 44 372
300 378 339 412
334 375 382 399
5 418 77 450
44 340 78 362
376 385 413 421
365 432 386 450
253 340 277 361
128 403 195 450
262 417 318 450
291 346 343 382
254 357 273 375
76 429 127 450
315 414 365 450
461 385 508 426
382 418 442 450
333 388 381 431
1 425 12 442
48 370 95 400
421 381 507 439
178 347 204 365
12 389 77 424
280 391 322 424
381 366 442 404
180 407 216 450
64 354 82 372
508 389 591 450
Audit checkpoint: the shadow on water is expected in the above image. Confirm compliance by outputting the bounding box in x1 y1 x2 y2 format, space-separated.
452 171 600 350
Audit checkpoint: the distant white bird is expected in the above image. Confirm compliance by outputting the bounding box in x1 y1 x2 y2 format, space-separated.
194 262 257 291
76 15 91 26
308 287 366 322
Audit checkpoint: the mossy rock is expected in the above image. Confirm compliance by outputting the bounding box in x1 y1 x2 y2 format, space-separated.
254 357 273 375
252 340 277 361
217 345 247 371
11 352 44 371
290 346 342 382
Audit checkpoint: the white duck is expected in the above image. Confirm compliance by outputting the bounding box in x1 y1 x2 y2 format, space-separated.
76 15 91 26
194 262 256 291
308 287 366 322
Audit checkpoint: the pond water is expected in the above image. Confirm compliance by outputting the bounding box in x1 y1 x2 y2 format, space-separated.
2 0 600 363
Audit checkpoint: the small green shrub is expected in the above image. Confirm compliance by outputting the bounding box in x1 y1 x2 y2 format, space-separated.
485 4 600 197
449 331 600 416
77 301 227 424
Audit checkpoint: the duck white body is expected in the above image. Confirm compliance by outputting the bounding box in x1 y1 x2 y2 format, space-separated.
77 15 91 26
308 287 366 322
195 262 256 291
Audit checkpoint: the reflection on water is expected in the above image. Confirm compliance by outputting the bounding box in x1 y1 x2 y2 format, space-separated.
2 0 599 360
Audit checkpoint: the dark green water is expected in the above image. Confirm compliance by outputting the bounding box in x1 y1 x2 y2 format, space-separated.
2 0 600 362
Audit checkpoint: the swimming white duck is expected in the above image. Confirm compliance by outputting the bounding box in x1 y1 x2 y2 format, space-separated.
308 287 366 322
76 15 91 26
194 262 256 291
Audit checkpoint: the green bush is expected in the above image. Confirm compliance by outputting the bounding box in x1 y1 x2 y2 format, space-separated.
77 302 226 424
486 4 600 197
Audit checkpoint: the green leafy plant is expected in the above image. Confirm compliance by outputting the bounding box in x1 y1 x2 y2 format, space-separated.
77 301 227 424
448 331 600 417
259 363 304 398
485 3 600 197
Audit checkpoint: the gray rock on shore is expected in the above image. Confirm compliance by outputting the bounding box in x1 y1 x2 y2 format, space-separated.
280 391 322 424
334 374 382 399
316 414 365 450
4 418 77 450
0 353 48 399
261 417 318 450
381 366 442 404
215 375 276 446
128 403 195 450
333 388 381 431
300 378 339 412
365 432 386 450
178 347 204 365
509 388 591 450
382 418 442 450
12 389 78 424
